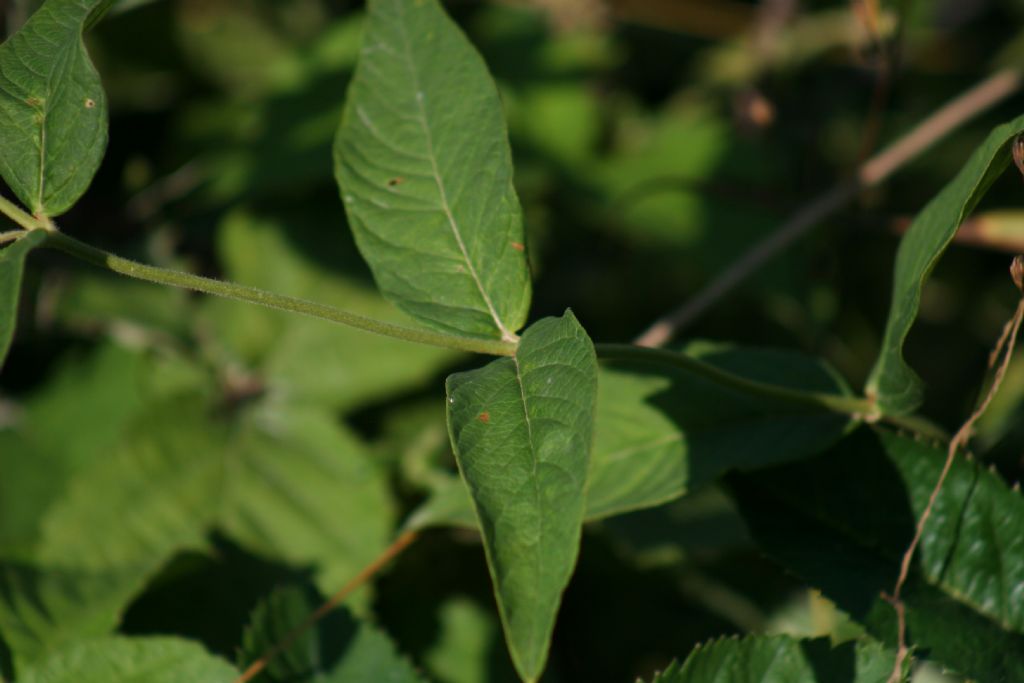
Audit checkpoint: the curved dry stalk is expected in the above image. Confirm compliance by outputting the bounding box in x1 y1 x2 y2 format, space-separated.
634 68 1022 348
884 256 1024 683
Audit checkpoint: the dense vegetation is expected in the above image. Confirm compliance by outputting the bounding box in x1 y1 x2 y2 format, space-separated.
2 1 1024 682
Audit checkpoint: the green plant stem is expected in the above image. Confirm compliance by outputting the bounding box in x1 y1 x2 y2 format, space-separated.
595 343 947 440
39 231 944 439
43 231 518 357
0 194 42 231
0 230 25 245
597 343 872 413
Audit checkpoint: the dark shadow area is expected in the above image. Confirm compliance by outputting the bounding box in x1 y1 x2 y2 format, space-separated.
120 535 311 659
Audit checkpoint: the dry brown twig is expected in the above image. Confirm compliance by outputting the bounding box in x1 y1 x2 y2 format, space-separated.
634 68 1022 347
883 254 1024 683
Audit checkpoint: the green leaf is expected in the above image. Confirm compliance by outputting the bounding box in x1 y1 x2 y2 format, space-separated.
219 405 395 597
0 399 224 668
445 311 597 682
641 635 898 683
0 0 110 217
0 230 45 367
18 636 237 683
0 563 154 672
866 113 1024 415
334 0 531 341
238 584 425 683
731 427 1024 681
409 345 850 530
586 345 851 519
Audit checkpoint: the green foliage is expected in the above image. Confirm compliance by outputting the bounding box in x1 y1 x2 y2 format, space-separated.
334 0 531 341
0 229 44 366
446 311 597 681
2 0 1024 681
732 428 1024 681
0 0 109 217
17 636 237 683
866 113 1024 414
641 634 897 683
238 585 425 682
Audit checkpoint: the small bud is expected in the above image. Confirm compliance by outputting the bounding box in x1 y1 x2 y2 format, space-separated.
1014 136 1024 180
1012 255 1024 292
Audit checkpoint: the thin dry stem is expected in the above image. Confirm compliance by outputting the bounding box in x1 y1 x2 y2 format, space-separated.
233 530 418 683
884 270 1024 683
634 68 1022 347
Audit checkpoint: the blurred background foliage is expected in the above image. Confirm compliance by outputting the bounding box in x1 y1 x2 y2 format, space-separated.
1 0 1023 681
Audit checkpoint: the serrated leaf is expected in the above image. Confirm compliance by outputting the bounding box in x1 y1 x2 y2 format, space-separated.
409 345 850 530
731 427 1024 681
238 584 425 683
641 635 897 683
0 230 45 368
0 0 110 217
18 636 237 683
334 0 531 341
866 113 1024 415
445 311 597 682
0 563 153 672
219 405 394 597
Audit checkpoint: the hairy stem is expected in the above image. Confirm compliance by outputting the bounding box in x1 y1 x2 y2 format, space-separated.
42 231 518 357
0 194 42 231
36 230 944 436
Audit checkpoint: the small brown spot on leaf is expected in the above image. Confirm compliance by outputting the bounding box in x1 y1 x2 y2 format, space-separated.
510 242 524 252
25 96 41 107
477 412 490 424
387 177 404 187
84 98 96 109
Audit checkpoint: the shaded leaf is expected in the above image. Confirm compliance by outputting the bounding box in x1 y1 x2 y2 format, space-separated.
334 0 531 341
445 311 597 681
731 427 1024 681
238 584 425 683
866 113 1024 414
0 230 45 368
586 344 852 519
18 636 237 683
0 0 110 217
641 635 897 683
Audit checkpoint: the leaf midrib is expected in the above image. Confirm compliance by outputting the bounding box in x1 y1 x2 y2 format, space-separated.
393 5 515 342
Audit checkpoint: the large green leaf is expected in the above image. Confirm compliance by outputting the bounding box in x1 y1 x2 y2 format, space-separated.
0 230 45 368
219 404 394 596
238 585 425 683
409 345 851 530
642 635 897 683
731 427 1024 681
18 636 237 683
334 0 531 341
445 311 597 682
866 113 1024 415
0 0 111 217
